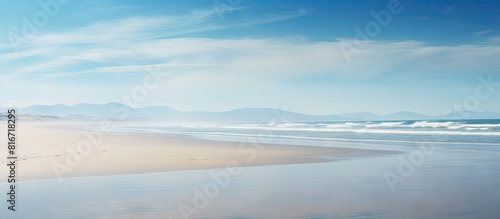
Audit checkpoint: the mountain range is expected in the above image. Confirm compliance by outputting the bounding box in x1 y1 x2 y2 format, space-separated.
2 103 500 122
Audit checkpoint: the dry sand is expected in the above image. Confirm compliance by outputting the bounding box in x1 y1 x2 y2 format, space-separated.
0 121 392 181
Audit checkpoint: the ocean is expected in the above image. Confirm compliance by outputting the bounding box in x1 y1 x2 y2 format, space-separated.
121 119 500 151
2 119 500 218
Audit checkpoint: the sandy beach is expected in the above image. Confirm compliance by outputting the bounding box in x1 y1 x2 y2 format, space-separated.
1 121 392 181
2 121 500 218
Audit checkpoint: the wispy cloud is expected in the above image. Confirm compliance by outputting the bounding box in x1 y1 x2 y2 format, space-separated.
1 4 499 113
7 37 500 79
0 50 41 63
0 6 312 72
6 8 309 49
473 30 494 37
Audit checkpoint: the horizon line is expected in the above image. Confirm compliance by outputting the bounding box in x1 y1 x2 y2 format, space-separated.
3 102 500 118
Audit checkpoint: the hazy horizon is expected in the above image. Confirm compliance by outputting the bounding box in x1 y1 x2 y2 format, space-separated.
4 102 500 119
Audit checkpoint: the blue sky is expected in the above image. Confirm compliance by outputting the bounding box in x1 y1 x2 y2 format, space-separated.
0 0 499 115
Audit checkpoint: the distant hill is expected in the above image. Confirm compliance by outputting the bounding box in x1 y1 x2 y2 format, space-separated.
384 111 435 120
336 112 385 121
3 103 499 122
16 103 343 122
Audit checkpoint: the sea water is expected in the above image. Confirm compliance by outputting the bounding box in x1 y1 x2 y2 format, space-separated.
121 119 500 151
2 119 500 218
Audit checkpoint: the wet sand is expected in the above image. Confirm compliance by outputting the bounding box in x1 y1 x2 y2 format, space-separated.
0 121 393 181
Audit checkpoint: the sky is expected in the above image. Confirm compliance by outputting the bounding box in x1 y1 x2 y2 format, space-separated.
0 0 499 116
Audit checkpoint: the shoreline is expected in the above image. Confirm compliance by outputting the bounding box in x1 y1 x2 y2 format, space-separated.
0 121 397 181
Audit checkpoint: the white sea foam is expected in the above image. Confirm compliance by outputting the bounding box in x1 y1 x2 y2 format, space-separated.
365 122 404 128
116 120 500 151
351 128 500 136
217 124 500 136
123 128 500 149
409 121 457 128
